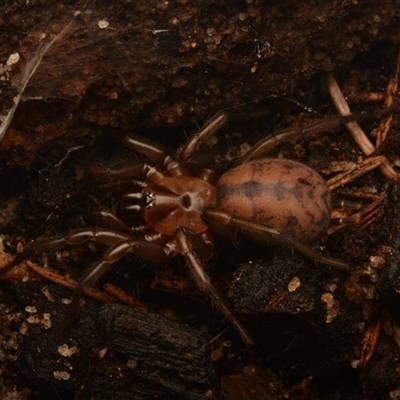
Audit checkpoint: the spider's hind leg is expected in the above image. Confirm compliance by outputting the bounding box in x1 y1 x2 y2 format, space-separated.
203 209 350 271
175 227 254 346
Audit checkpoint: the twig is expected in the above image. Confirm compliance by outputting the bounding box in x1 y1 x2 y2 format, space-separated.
327 155 386 190
327 74 398 181
0 17 76 143
26 261 115 303
373 46 400 148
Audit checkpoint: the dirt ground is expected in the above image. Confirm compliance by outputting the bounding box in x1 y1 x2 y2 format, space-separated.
1 1 400 399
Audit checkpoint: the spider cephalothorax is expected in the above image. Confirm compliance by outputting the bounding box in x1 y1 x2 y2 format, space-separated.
1 111 369 345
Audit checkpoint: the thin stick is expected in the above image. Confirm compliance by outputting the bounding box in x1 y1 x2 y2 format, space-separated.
0 17 77 142
374 46 400 148
327 74 398 181
327 155 386 190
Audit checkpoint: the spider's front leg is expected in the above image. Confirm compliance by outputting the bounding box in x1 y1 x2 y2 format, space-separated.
179 112 228 162
90 158 170 182
122 134 193 176
1 229 171 337
175 227 254 346
203 209 350 271
0 228 167 276
45 229 172 337
0 230 121 277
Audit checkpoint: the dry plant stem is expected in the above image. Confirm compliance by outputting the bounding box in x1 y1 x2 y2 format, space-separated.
358 317 382 368
352 193 386 229
0 17 76 143
375 115 393 149
343 191 381 202
26 261 115 303
279 376 314 398
103 283 148 311
327 74 398 181
0 256 32 281
373 46 400 148
358 207 385 230
327 155 386 190
351 192 386 222
349 92 385 103
328 193 386 235
265 292 286 311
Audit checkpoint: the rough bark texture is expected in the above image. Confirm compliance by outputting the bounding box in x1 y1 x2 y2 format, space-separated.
1 282 219 400
0 0 399 166
1 1 400 399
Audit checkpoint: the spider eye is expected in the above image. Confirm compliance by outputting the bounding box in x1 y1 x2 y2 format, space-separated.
145 192 154 209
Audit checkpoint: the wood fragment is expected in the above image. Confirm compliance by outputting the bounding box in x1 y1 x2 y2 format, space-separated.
358 317 382 368
327 74 398 181
27 261 115 303
373 46 400 148
327 155 386 190
103 283 148 311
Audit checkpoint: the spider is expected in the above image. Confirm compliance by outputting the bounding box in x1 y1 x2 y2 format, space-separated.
0 109 373 346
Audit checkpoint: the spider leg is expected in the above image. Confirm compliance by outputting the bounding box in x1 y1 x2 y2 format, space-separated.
59 237 171 337
1 230 125 277
122 134 171 165
90 159 169 182
121 134 193 177
238 112 390 164
180 112 228 162
175 227 254 346
62 228 170 262
0 228 165 276
185 152 216 173
93 210 152 236
90 159 150 179
92 211 133 233
203 209 350 271
329 199 362 226
0 236 67 276
332 199 362 210
120 117 223 174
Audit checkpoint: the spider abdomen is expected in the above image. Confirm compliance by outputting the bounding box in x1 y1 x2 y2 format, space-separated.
216 159 331 244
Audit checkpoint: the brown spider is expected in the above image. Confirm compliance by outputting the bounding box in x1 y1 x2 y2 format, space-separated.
0 110 376 345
